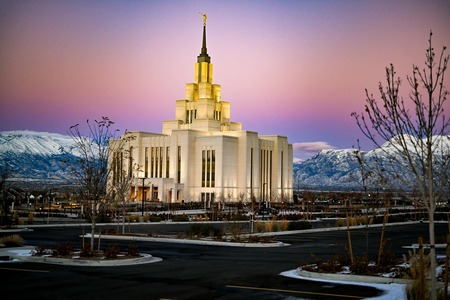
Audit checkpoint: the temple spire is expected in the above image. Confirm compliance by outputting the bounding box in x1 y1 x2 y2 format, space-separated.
197 12 210 63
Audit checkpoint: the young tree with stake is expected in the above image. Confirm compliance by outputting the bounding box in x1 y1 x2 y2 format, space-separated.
352 32 449 300
62 117 125 253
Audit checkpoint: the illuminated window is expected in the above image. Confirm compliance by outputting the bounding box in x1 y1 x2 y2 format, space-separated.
177 146 181 183
186 109 197 124
202 149 215 187
166 147 170 178
144 147 148 178
159 147 163 178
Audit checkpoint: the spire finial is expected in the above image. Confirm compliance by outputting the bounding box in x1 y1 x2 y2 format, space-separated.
199 12 207 26
197 13 210 63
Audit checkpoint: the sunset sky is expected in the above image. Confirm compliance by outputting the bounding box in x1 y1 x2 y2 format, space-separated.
1 0 449 161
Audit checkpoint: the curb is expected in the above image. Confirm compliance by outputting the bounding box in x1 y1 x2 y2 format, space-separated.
0 228 34 233
20 253 162 266
296 268 415 285
296 268 446 289
85 233 290 247
253 220 428 237
0 247 162 267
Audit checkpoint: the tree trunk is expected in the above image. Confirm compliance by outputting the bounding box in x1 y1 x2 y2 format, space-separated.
122 203 125 234
377 203 389 265
82 226 85 249
90 207 96 253
428 213 437 300
444 234 449 300
346 209 354 264
97 230 101 253
419 237 426 300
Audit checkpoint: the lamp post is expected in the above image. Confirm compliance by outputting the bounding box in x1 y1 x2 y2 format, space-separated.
47 189 52 224
141 178 146 216
263 182 267 208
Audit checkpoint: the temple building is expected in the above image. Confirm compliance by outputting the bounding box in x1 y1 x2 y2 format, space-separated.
109 15 293 208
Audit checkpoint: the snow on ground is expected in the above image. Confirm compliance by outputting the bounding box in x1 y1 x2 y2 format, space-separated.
280 269 407 300
0 248 33 263
6 249 33 256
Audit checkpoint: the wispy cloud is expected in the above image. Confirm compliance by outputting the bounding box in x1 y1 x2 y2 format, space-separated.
293 141 335 162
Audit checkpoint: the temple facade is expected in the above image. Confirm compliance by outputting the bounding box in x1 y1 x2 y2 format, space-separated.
109 16 293 208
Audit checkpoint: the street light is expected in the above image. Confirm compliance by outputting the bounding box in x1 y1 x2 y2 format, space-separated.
47 189 52 224
140 178 146 216
263 182 267 208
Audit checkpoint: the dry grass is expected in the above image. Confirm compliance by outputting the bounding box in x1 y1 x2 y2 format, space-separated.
0 234 24 247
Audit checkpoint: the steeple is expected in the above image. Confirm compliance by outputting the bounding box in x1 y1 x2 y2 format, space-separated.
161 12 242 135
197 13 210 63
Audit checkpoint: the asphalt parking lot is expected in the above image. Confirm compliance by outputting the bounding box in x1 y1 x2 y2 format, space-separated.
0 222 447 299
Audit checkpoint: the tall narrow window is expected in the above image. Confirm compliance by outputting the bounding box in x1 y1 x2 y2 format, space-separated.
159 147 163 178
206 150 211 187
155 147 159 178
281 151 284 198
201 192 215 209
166 147 170 178
202 150 206 187
151 147 155 178
269 150 272 200
259 149 272 202
144 147 148 178
260 149 264 201
202 149 215 188
211 150 215 187
250 148 253 199
177 146 181 183
186 109 197 124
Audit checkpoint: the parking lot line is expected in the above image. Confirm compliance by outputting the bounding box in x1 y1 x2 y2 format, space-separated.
0 267 50 273
226 284 365 299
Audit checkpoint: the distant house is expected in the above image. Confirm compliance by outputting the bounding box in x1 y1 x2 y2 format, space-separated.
108 17 293 208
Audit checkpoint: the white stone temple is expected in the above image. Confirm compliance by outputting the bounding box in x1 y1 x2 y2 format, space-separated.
109 16 293 208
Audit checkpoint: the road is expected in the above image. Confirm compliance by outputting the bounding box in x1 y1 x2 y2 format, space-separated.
0 222 447 299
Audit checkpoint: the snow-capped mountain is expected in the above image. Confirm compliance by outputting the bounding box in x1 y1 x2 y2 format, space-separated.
294 148 362 190
0 131 79 187
294 135 450 191
2 130 449 190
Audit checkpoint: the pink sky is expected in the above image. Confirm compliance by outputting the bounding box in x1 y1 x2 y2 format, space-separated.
1 0 449 160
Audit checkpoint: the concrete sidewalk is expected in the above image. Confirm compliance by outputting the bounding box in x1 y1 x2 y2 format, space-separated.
84 233 290 247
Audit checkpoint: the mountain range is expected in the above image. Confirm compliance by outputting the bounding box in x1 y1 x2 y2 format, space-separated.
1 130 449 191
0 131 79 187
294 135 450 191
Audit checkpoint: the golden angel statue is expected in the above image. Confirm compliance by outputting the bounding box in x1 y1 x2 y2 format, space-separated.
199 12 207 26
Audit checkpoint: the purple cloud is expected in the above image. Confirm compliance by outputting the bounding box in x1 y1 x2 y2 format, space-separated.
293 142 335 162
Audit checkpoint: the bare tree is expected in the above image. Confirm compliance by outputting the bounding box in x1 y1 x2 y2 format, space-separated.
0 163 12 225
352 32 449 300
62 117 123 253
216 192 225 215
107 132 136 234
0 163 11 191
227 192 233 218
